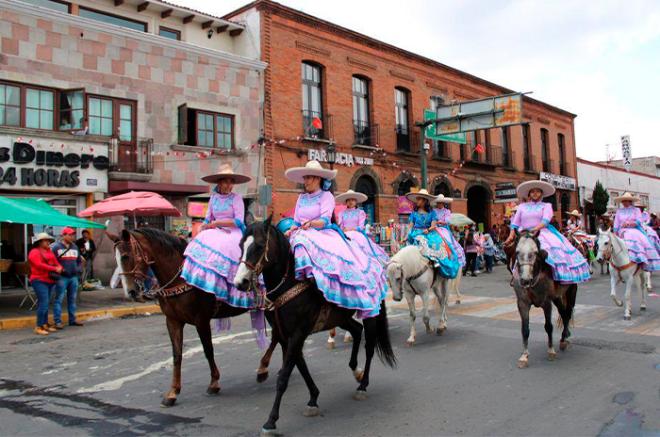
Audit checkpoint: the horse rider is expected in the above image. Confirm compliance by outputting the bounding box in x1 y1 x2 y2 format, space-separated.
566 209 583 233
283 160 387 318
612 192 660 271
181 163 260 309
432 194 466 269
504 180 591 284
335 189 389 265
634 201 660 249
406 189 460 279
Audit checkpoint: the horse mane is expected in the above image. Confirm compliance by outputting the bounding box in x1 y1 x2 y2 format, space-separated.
390 245 425 277
134 227 188 256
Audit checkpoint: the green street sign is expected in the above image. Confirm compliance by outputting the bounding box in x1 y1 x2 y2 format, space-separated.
424 109 467 144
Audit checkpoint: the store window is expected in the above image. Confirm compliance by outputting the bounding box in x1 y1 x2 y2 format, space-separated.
59 89 84 130
0 83 21 127
79 7 147 32
25 88 54 130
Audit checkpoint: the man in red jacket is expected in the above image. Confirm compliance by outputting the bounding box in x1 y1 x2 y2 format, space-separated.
28 233 63 335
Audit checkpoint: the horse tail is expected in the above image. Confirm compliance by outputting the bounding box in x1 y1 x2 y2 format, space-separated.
374 301 397 368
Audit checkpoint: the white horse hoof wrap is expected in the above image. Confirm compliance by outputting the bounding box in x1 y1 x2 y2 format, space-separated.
517 359 529 369
353 390 368 401
303 406 320 417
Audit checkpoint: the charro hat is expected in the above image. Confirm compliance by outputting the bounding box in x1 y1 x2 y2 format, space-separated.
285 160 337 184
335 189 367 204
433 194 453 204
201 163 251 184
33 232 55 244
614 192 638 203
406 188 436 202
516 180 555 199
567 209 581 217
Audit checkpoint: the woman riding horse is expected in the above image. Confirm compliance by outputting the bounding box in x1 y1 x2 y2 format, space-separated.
504 180 591 284
283 160 387 318
635 201 660 251
432 194 466 269
613 192 660 271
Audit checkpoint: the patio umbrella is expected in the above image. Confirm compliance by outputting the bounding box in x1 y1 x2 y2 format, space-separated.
449 213 475 227
78 191 181 226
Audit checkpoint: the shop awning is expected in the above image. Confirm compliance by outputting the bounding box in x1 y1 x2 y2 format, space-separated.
0 196 106 228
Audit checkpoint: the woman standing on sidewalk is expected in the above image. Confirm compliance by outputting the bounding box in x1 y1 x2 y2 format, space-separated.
27 233 63 335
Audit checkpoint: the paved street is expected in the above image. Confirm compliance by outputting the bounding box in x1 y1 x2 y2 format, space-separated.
1 266 659 436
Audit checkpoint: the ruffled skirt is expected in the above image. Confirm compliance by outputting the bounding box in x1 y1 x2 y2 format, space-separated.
619 227 660 271
345 229 389 265
436 226 466 266
537 227 591 283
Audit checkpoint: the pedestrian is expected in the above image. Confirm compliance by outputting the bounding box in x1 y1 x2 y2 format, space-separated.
482 233 496 273
27 233 63 335
463 229 480 276
76 230 96 282
52 227 84 327
489 224 500 243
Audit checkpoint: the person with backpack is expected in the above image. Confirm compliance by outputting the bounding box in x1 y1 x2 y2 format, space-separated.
52 227 84 328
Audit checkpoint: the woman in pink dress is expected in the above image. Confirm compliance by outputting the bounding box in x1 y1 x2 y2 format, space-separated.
284 161 387 318
336 189 389 265
504 180 590 283
613 193 660 271
635 201 660 250
432 194 466 268
181 164 256 308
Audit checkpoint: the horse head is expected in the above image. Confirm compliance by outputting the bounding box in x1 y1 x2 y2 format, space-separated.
515 231 547 288
386 261 404 301
595 228 612 264
109 229 155 302
235 215 286 292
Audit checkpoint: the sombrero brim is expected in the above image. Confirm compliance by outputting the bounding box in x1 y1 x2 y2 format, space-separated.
406 192 436 202
567 211 581 216
614 195 638 202
434 197 454 204
201 173 251 184
285 167 337 184
336 192 368 203
516 180 555 198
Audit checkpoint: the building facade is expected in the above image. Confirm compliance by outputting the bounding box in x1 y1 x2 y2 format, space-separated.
0 0 265 277
600 156 660 178
226 0 579 230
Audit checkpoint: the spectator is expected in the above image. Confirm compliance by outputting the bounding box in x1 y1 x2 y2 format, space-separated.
76 230 96 281
489 224 499 243
483 233 496 273
28 233 63 335
52 227 84 328
463 230 480 276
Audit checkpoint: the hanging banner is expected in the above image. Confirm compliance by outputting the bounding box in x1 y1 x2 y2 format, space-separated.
621 135 632 171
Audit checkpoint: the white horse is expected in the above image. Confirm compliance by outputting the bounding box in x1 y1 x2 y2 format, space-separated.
386 245 450 346
595 229 647 320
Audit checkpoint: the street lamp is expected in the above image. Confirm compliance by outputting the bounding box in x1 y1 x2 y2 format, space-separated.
326 142 336 170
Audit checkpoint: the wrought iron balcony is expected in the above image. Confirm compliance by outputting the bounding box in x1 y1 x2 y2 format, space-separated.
109 137 153 174
395 124 411 152
302 110 333 141
353 121 379 147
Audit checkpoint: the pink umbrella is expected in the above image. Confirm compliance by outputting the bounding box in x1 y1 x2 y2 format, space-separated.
78 191 181 225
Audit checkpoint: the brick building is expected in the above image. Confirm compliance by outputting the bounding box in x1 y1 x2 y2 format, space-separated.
225 0 579 229
0 0 264 277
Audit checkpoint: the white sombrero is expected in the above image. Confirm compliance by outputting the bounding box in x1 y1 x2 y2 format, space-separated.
33 232 55 243
406 188 436 202
335 189 367 204
614 192 638 203
201 163 251 184
433 194 453 204
285 160 337 184
516 180 555 198
567 209 581 217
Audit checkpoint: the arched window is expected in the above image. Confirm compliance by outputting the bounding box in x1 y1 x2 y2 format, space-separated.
558 133 566 175
395 87 411 152
397 178 414 196
433 181 451 197
301 61 324 139
355 175 378 223
541 128 550 172
352 76 371 146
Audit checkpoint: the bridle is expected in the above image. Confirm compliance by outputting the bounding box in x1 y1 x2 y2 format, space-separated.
240 227 291 295
514 235 543 289
600 233 639 283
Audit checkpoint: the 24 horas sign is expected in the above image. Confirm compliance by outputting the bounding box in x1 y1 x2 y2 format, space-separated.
0 138 109 192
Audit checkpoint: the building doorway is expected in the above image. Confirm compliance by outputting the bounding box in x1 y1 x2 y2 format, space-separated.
355 175 378 224
433 181 451 197
467 185 491 230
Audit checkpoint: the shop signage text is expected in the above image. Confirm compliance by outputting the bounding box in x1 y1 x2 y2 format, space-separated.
0 142 109 189
494 182 518 203
307 149 374 166
539 172 576 191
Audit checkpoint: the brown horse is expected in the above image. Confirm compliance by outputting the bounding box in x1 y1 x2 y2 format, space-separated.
109 228 268 407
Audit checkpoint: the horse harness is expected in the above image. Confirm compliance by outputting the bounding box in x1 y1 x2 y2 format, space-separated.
601 237 641 284
405 263 437 296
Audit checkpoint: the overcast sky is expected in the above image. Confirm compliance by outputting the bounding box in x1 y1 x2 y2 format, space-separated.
171 0 660 162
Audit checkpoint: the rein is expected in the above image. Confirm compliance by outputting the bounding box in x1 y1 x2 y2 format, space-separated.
602 233 640 284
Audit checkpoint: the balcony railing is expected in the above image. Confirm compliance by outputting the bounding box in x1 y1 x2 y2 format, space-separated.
109 137 153 174
396 124 411 152
353 121 379 147
302 110 333 141
464 144 501 168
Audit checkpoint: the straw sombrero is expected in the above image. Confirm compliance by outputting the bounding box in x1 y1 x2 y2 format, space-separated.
335 189 367 204
285 160 337 184
516 180 555 198
201 163 251 184
433 194 453 204
33 232 55 243
567 209 581 217
406 189 436 202
634 201 646 208
614 192 638 203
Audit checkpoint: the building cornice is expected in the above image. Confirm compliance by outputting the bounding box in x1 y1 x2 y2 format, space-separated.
4 0 266 71
577 157 660 181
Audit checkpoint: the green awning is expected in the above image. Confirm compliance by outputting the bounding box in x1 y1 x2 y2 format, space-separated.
0 196 106 229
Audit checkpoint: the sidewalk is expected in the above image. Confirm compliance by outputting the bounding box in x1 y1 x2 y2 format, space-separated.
0 287 160 330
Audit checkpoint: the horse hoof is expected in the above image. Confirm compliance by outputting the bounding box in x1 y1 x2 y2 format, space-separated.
436 326 447 336
517 359 528 369
455 300 461 305
353 368 364 382
256 371 269 383
344 335 353 343
548 351 557 361
353 390 368 401
624 315 631 321
406 340 415 347
206 386 220 395
303 406 320 417
260 427 280 437
559 340 569 351
640 305 647 311
327 341 335 350
611 296 623 307
161 397 177 408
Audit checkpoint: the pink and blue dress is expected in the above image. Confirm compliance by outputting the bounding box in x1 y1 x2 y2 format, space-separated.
510 201 590 284
289 190 387 318
338 208 389 265
407 209 460 279
613 206 660 271
433 207 466 267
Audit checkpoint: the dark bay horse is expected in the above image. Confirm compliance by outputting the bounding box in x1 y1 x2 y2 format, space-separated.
512 232 578 368
110 228 263 407
234 218 396 435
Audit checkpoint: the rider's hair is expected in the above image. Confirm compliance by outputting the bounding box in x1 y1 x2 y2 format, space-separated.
414 199 431 212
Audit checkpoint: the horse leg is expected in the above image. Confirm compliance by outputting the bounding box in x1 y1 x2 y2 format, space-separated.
624 273 634 320
453 269 463 304
354 318 376 400
295 354 321 417
257 335 278 383
404 290 417 346
344 330 353 343
640 271 648 311
421 287 431 334
327 328 336 349
195 322 220 395
162 317 184 407
557 285 576 351
610 271 623 307
340 318 364 382
433 278 448 335
262 330 307 434
542 302 556 361
516 299 531 368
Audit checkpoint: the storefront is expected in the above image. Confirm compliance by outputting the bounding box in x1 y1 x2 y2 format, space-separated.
0 132 109 273
539 171 577 224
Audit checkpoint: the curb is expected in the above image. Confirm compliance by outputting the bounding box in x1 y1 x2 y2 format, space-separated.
0 304 162 331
